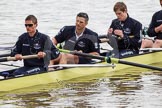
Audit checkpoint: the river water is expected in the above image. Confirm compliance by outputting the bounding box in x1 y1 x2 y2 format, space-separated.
0 0 162 108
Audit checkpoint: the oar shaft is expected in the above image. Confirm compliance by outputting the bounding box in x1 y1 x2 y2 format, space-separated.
0 46 13 50
118 59 162 71
0 53 11 57
0 58 9 62
70 51 105 60
49 64 115 68
59 49 111 62
140 48 162 51
58 48 162 71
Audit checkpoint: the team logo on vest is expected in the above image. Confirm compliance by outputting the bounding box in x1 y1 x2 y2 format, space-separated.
121 50 133 56
68 39 75 44
23 44 30 46
124 28 131 34
30 43 41 54
157 20 162 22
77 41 85 47
33 43 41 50
94 42 98 49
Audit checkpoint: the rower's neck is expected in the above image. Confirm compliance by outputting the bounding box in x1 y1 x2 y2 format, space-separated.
75 28 85 37
28 31 36 37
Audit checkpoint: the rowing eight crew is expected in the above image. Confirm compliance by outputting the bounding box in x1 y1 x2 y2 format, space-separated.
1 1 162 77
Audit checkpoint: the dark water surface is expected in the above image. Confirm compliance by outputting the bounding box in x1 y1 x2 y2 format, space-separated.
1 69 162 108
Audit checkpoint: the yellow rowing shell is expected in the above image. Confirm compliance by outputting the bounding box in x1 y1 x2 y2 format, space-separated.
0 51 162 92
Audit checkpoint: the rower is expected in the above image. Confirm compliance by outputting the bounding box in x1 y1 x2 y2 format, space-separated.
50 12 100 64
10 15 60 76
140 0 162 49
107 2 142 58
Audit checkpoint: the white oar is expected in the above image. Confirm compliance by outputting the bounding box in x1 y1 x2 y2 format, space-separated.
0 63 21 67
49 64 116 68
0 53 11 57
140 48 162 51
0 46 13 51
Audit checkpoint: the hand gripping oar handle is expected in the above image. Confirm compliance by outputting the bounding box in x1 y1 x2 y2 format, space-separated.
0 55 38 62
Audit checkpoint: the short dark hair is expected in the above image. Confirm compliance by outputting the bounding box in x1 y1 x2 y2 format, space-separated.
113 2 127 12
77 12 89 21
25 15 37 24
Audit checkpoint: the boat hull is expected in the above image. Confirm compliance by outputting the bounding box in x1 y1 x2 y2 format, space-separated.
0 51 162 92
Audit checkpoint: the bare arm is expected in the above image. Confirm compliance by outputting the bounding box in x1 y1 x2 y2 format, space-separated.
52 37 58 45
89 52 99 56
77 50 99 56
154 24 162 33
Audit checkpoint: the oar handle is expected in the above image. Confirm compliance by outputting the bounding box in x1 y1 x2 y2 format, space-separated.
18 55 38 60
0 55 38 62
100 38 109 43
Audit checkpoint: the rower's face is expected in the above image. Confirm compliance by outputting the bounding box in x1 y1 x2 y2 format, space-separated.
115 10 127 21
25 20 37 33
160 0 162 7
75 17 87 30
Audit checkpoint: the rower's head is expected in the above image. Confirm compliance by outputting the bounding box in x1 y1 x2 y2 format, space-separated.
75 12 89 31
160 0 162 7
113 2 128 21
25 15 38 36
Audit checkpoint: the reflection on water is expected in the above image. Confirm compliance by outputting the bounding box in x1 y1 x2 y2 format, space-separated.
0 70 162 108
